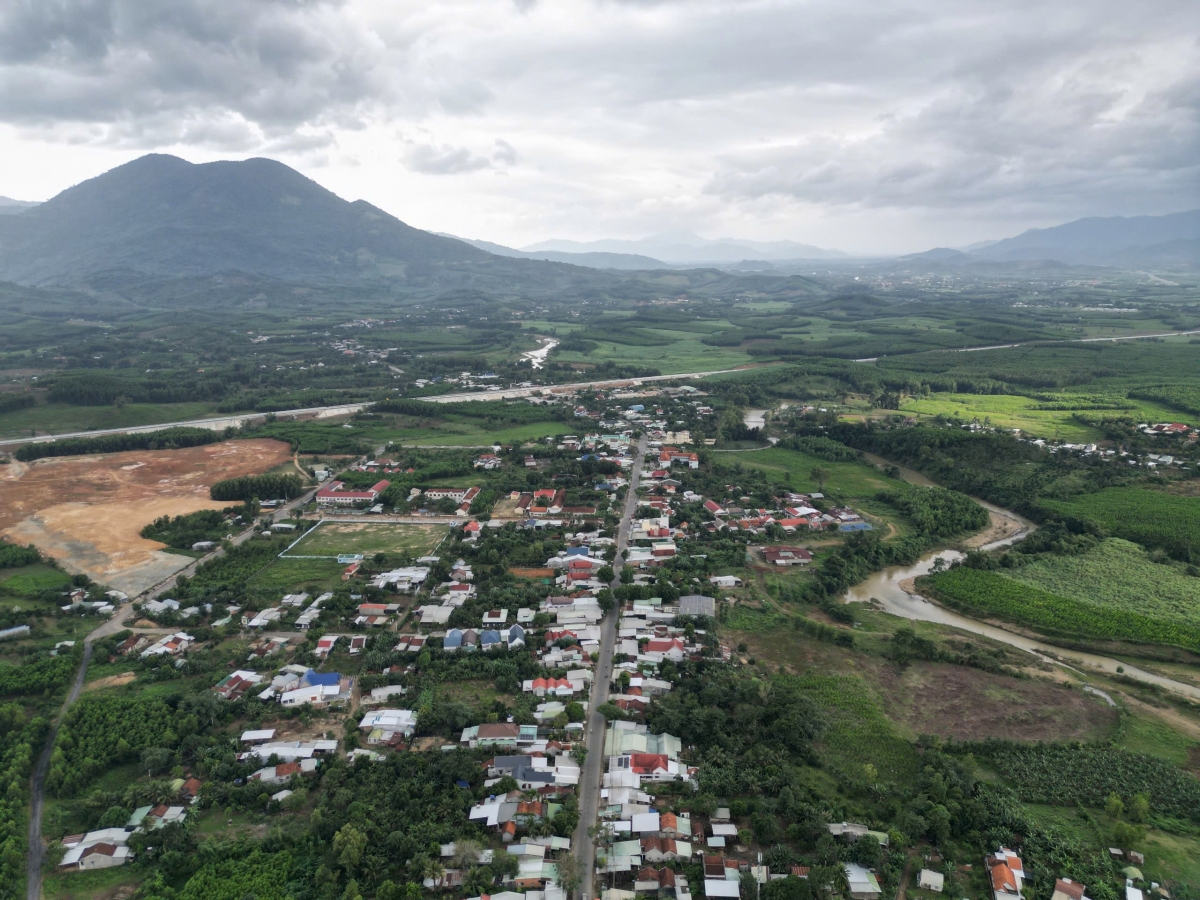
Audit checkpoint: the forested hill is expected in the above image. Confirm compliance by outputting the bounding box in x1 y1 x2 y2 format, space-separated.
0 154 567 287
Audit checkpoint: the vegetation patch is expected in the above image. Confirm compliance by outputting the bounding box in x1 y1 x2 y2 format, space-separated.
1043 487 1200 562
1004 538 1200 629
922 566 1200 651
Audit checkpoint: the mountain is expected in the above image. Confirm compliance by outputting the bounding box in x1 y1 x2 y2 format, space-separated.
0 196 37 216
522 230 845 263
971 210 1200 267
0 154 496 285
445 235 669 270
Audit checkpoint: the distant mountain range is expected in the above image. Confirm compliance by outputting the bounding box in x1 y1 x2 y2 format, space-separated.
0 153 1193 286
443 236 671 270
969 210 1200 267
521 231 845 264
0 196 38 216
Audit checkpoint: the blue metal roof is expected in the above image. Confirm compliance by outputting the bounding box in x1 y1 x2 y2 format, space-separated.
305 669 340 686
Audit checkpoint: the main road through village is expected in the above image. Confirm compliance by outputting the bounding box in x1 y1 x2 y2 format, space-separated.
573 434 647 900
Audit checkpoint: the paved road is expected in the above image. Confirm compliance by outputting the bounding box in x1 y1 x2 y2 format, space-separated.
574 435 647 900
418 368 758 403
0 404 371 448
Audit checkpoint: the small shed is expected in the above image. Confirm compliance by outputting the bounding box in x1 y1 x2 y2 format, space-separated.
918 870 944 893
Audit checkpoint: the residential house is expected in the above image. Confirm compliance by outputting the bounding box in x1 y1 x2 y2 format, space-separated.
846 863 883 900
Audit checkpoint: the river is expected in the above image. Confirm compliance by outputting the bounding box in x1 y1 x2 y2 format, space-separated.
521 338 559 369
844 455 1200 700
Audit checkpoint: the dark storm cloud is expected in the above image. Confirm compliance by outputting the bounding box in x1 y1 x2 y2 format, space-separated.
0 0 384 145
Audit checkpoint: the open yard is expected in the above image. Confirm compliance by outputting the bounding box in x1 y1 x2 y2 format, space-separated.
287 521 449 558
0 439 293 594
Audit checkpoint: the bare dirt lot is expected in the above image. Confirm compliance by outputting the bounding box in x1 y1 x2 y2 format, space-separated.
0 439 292 594
873 661 1118 742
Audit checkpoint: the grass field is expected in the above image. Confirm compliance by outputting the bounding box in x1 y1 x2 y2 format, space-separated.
245 556 346 598
1005 538 1200 629
1043 487 1200 561
0 400 222 440
288 521 449 557
722 446 897 501
898 391 1189 442
0 562 71 596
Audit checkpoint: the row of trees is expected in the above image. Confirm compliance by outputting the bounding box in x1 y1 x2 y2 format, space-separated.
211 473 304 502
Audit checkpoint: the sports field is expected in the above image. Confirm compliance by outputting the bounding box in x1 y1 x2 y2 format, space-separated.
287 521 449 557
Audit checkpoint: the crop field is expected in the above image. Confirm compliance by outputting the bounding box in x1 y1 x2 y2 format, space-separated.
982 743 1200 820
0 439 293 594
923 567 1200 651
0 563 71 598
1005 538 1200 629
1043 487 1200 561
288 521 449 558
898 391 1188 441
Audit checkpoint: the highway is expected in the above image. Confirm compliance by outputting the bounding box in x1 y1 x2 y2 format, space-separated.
0 403 371 448
0 368 755 447
573 435 647 900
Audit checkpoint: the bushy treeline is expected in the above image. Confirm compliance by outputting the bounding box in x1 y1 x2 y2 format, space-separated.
141 508 236 549
0 704 47 900
0 654 80 698
777 435 862 462
0 393 34 415
375 396 574 426
0 541 41 569
14 426 222 462
876 484 988 540
47 372 236 406
211 473 304 501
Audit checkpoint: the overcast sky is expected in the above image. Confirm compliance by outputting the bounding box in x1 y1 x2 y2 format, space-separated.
0 0 1196 254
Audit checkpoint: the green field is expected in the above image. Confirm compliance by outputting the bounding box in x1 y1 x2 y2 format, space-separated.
923 566 1200 651
0 563 71 597
287 521 449 557
724 446 897 501
0 400 222 440
1005 539 1200 629
899 391 1189 442
1043 487 1200 561
245 556 347 599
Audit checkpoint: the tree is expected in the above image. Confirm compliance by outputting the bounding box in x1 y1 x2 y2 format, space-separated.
1104 792 1124 819
565 702 585 722
556 852 581 898
1128 792 1150 823
1113 821 1144 851
140 747 172 778
464 867 495 896
852 834 881 868
810 466 830 492
334 824 367 875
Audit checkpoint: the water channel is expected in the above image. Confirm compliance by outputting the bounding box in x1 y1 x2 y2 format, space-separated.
843 455 1200 700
